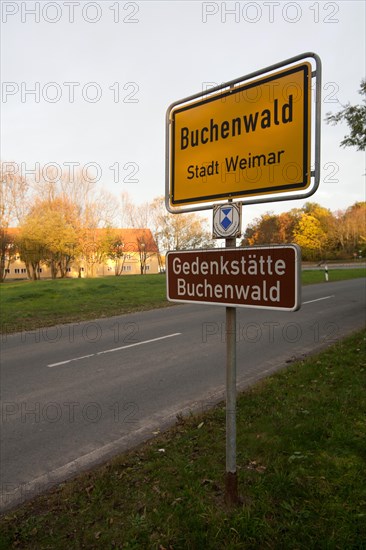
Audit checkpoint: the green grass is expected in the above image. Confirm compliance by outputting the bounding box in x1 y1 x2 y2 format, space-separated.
302 267 365 285
1 330 365 549
0 274 169 333
0 268 365 334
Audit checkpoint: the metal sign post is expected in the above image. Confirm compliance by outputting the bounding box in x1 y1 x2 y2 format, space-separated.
165 52 320 507
223 199 239 506
225 233 239 505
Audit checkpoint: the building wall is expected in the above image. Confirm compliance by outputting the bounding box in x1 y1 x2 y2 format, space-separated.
5 252 161 280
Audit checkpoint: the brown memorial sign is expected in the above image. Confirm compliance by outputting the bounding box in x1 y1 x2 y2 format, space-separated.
166 245 301 311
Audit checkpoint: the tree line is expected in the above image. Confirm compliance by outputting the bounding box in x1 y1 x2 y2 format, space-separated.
0 163 213 282
242 201 366 261
1 163 365 282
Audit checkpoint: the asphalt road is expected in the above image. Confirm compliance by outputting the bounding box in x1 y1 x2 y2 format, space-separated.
1 278 365 512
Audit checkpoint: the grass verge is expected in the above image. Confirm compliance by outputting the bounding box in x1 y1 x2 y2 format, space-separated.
301 267 365 285
1 329 365 549
0 274 169 333
0 269 365 334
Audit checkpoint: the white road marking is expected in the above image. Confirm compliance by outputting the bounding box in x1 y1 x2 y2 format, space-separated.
48 354 95 367
96 333 182 355
47 332 182 368
303 295 335 305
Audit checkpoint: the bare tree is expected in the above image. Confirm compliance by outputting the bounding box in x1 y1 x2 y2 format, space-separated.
120 192 152 228
149 196 214 253
136 233 157 274
0 162 30 281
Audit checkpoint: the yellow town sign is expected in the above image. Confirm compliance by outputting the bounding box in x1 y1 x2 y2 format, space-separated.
168 62 311 207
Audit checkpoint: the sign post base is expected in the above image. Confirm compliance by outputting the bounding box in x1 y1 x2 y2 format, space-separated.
225 471 239 507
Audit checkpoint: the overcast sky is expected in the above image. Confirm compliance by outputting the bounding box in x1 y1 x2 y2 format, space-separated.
1 0 365 227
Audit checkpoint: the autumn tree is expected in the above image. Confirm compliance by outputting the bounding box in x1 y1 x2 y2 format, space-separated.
0 162 30 281
242 213 280 245
302 202 336 252
28 166 119 277
242 209 301 246
277 210 302 242
17 198 79 279
325 79 366 151
242 203 342 260
17 215 48 280
105 232 126 276
345 202 366 255
75 228 112 277
293 214 327 260
333 202 366 257
0 227 16 282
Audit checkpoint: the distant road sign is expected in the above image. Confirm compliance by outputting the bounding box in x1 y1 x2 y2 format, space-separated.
166 246 301 311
